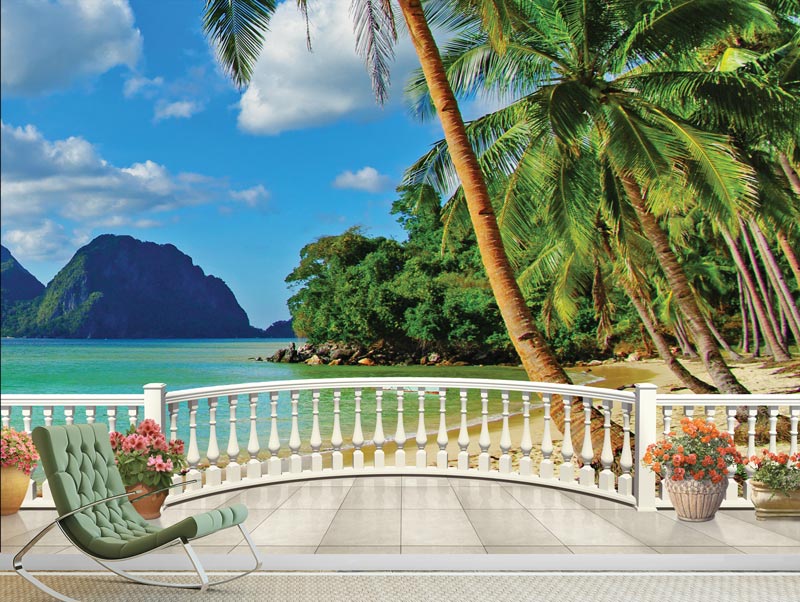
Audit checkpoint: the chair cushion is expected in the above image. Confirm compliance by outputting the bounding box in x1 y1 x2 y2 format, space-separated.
33 424 248 560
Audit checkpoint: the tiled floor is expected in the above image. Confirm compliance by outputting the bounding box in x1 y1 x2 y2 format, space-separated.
2 477 799 556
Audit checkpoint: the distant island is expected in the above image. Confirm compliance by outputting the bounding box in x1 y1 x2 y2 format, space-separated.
1 236 277 339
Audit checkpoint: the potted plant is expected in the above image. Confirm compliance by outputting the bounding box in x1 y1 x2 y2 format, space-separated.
1 427 39 515
642 417 742 521
110 419 187 519
747 450 800 520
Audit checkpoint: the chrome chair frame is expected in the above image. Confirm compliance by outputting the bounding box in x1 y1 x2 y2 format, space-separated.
13 481 262 601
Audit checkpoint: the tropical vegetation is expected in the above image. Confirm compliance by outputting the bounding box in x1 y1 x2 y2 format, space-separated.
110 419 187 490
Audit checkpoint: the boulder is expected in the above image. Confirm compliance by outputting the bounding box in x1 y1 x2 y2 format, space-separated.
357 358 375 366
328 358 342 366
305 354 323 365
626 352 641 362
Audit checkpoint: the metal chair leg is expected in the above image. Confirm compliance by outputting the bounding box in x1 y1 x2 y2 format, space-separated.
13 521 79 602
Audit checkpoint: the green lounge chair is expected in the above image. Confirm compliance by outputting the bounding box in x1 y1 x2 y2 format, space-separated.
14 423 261 601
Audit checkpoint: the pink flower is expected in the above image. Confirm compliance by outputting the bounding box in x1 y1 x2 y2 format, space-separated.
169 439 185 456
151 434 168 452
137 419 161 438
147 455 173 473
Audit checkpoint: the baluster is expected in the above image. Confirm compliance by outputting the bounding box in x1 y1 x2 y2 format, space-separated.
540 394 554 479
499 391 512 473
705 405 716 424
436 389 449 469
353 388 365 470
1 407 9 428
21 406 32 433
206 397 222 486
85 407 95 424
331 389 344 470
43 406 54 428
768 405 778 453
579 399 595 487
268 391 281 476
66 406 76 426
478 389 491 472
684 405 695 420
416 388 427 469
744 406 758 500
246 392 261 479
226 395 242 481
791 407 799 456
374 389 386 469
519 392 533 477
599 400 614 491
186 400 202 491
618 401 633 496
660 406 673 501
168 404 178 442
126 406 137 428
310 390 323 472
559 396 575 482
457 389 469 470
288 390 301 473
725 407 739 501
394 388 406 468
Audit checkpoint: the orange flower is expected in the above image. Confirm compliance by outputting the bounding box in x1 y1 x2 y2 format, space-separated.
694 470 705 480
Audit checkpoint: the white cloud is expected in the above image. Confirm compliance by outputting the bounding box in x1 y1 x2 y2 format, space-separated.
123 74 164 98
235 0 419 135
0 122 266 262
154 100 203 122
1 0 142 96
332 166 392 193
230 185 270 207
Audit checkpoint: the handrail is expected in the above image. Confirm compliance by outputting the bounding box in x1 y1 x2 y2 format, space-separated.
0 393 144 407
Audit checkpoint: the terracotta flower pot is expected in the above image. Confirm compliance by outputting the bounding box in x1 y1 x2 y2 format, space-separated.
1 467 31 515
664 476 727 522
126 482 168 520
750 481 800 520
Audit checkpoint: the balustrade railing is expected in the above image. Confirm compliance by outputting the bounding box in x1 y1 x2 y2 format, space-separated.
2 379 798 511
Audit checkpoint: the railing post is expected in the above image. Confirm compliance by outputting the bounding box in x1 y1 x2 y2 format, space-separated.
143 383 167 430
634 383 658 511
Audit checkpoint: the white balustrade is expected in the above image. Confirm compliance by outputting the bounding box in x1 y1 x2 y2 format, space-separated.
2 379 798 513
660 405 673 502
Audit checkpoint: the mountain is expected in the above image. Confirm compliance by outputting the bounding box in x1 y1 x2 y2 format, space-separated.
2 235 265 338
1 245 45 305
263 319 295 338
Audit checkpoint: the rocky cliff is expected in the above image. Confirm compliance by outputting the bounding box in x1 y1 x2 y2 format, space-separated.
2 235 264 338
1 245 45 305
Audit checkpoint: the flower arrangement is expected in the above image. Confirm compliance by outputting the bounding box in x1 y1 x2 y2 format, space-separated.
110 419 187 491
1 427 39 476
642 417 743 483
748 450 800 497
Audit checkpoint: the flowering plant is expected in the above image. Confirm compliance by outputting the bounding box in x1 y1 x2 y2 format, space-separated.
642 417 743 483
748 450 800 497
110 419 187 490
1 427 39 476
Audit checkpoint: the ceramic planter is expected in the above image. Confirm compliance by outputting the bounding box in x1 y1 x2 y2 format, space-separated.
750 481 800 520
664 476 727 521
126 482 168 519
1 467 31 515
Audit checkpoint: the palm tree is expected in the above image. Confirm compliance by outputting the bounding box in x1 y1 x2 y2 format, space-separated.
201 0 571 385
404 0 786 393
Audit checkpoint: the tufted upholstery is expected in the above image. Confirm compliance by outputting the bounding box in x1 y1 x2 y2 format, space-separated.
33 424 248 560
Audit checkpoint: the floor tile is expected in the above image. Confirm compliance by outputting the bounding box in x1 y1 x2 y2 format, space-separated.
402 546 486 554
659 510 800 547
465 509 562 547
319 509 401 547
243 545 317 554
223 484 300 508
405 476 451 488
453 484 524 509
279 484 350 509
486 546 571 554
592 508 727 547
502 485 586 509
568 546 657 554
401 509 482 546
736 546 800 554
316 546 401 554
167 490 239 510
718 510 800 542
526 509 645 546
353 477 402 487
402 486 461 509
561 492 631 510
340 486 401 509
304 478 355 487
1 511 58 540
651 546 742 554
1 545 70 555
248 509 337 546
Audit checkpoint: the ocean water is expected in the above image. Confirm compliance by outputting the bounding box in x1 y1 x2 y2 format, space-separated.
1 339 591 464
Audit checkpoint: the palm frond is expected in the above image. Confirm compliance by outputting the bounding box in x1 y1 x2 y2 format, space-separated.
350 0 398 104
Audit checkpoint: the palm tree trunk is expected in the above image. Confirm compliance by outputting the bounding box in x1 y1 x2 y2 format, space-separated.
779 153 800 195
738 272 749 354
620 176 749 393
703 315 742 360
747 286 761 357
749 220 800 347
397 0 617 459
673 316 698 358
720 225 791 361
740 221 785 345
777 231 800 289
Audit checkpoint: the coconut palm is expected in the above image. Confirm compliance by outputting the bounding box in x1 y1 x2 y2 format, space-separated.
201 0 571 385
404 0 789 393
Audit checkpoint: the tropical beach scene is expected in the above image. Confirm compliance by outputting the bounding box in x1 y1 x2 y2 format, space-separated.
1 1 800 601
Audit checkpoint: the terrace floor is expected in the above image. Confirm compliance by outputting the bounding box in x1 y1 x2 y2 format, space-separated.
2 477 799 569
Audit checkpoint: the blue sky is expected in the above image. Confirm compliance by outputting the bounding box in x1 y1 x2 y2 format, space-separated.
0 0 482 329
